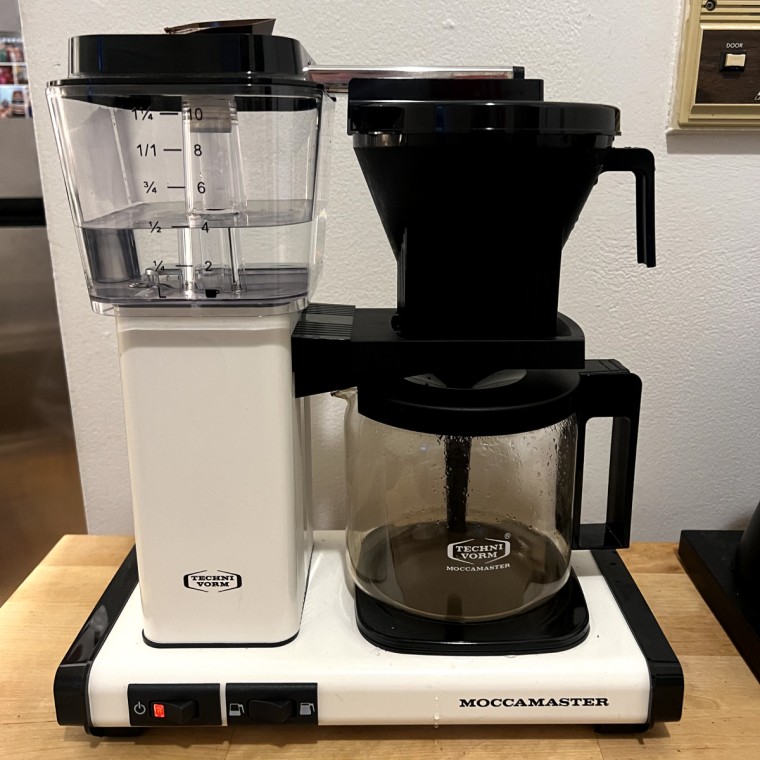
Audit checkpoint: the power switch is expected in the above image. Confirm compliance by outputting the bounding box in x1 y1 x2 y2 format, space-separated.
721 51 747 71
128 684 221 726
151 700 198 724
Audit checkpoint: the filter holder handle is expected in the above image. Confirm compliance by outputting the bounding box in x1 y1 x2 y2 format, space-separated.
599 147 656 268
572 359 642 550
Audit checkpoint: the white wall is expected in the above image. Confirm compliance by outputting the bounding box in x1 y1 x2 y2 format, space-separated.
19 0 760 540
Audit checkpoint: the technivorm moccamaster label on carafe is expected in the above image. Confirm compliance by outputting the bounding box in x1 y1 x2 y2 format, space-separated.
447 536 511 571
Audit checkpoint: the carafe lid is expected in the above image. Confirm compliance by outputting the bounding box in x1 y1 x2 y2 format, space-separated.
357 369 581 436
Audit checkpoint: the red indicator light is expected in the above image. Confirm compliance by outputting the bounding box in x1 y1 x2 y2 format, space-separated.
152 703 166 719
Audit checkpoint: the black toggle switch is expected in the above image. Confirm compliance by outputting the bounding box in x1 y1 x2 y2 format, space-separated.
247 698 295 723
151 699 198 724
227 683 318 725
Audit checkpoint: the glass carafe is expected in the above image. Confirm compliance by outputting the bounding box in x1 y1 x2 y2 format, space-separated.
337 365 642 624
339 389 576 622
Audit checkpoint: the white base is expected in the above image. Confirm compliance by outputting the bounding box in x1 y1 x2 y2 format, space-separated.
88 531 651 727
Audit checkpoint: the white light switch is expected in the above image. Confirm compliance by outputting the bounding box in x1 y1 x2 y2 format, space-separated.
723 52 747 69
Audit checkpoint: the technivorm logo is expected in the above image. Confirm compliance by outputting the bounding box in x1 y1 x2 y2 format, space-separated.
183 570 242 593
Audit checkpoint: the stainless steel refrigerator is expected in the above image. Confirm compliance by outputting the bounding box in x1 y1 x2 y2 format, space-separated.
0 115 85 604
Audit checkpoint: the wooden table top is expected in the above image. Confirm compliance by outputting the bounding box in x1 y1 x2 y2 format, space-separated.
1 536 759 759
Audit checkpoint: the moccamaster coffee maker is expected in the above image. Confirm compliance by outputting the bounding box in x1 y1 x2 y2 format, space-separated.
48 22 683 735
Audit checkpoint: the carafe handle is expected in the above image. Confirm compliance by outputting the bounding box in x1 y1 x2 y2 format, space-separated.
599 148 656 268
572 360 642 550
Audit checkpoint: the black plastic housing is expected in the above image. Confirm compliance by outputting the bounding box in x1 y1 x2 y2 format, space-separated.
736 501 760 588
292 305 586 399
679 528 760 681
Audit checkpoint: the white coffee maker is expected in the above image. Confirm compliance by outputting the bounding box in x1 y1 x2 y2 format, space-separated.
49 21 682 735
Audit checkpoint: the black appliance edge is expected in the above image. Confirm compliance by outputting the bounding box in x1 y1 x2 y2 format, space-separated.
678 529 760 681
53 545 141 737
592 549 684 731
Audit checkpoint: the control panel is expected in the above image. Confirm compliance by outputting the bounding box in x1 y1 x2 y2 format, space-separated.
127 682 318 726
674 0 760 129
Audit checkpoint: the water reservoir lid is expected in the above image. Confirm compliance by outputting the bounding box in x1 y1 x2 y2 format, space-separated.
57 31 314 85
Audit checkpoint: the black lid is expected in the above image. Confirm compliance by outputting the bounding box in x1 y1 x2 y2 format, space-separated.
348 78 620 136
62 33 313 84
357 370 581 437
